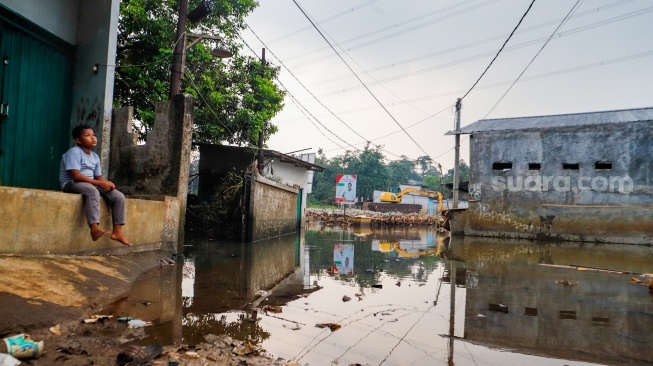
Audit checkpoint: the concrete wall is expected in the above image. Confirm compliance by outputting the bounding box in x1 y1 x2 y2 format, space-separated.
71 0 120 171
460 121 653 244
0 0 79 44
455 236 653 365
110 95 195 253
264 160 309 222
0 186 179 256
249 171 299 241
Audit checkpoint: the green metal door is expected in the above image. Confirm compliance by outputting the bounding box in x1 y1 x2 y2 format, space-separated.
296 188 303 228
0 21 73 189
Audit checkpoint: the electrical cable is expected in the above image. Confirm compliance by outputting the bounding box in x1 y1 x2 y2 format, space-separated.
313 2 653 99
291 0 431 158
307 0 634 87
239 36 363 152
240 31 409 159
461 0 536 101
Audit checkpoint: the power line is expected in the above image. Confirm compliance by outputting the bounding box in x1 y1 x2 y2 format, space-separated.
307 0 635 88
481 0 584 119
291 0 431 157
241 25 406 159
312 3 653 99
244 22 373 146
460 0 536 101
239 36 363 152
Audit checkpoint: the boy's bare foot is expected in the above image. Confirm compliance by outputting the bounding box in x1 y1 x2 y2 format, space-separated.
111 225 132 246
110 233 132 246
90 224 110 241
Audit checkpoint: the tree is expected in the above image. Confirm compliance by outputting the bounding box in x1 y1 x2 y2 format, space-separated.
308 145 389 205
114 0 285 146
415 155 433 179
443 159 471 184
386 156 417 188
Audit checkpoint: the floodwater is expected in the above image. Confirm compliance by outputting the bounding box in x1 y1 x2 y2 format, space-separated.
111 226 653 366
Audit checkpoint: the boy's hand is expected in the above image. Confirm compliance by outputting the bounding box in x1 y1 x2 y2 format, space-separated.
97 180 115 192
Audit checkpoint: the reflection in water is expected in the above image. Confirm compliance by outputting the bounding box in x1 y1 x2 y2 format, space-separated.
111 227 653 365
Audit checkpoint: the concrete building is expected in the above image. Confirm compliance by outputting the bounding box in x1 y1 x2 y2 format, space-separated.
445 107 653 244
196 144 324 240
0 1 193 255
0 0 119 189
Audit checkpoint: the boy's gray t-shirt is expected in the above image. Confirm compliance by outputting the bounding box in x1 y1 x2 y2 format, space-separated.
59 146 102 189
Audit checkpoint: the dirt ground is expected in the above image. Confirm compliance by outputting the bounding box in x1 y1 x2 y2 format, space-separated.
0 251 285 366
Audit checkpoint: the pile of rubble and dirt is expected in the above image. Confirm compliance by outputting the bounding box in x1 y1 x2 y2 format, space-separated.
306 207 445 228
0 252 287 366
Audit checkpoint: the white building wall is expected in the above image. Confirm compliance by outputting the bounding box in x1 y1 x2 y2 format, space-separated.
264 160 311 224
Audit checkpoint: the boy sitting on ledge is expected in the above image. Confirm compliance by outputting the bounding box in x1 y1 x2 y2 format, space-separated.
59 124 131 246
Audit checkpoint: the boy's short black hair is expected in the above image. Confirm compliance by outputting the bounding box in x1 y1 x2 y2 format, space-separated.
72 124 93 139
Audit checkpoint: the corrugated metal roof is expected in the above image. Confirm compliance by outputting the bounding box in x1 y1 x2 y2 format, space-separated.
445 106 653 135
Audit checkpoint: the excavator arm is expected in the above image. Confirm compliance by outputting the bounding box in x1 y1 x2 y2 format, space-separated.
395 188 444 212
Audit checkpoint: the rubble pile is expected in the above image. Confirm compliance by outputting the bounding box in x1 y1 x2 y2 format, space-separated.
306 208 444 227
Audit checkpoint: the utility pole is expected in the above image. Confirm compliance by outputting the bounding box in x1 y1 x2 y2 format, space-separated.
452 98 461 209
169 0 189 99
257 48 266 175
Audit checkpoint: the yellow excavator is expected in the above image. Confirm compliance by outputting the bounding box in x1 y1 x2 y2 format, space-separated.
377 238 445 259
379 188 444 212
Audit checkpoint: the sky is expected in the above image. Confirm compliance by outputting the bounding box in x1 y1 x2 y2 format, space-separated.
239 0 653 172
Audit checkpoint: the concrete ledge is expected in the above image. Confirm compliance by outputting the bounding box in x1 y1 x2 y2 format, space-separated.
0 186 180 255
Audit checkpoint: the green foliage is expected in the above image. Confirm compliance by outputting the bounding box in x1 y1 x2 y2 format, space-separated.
386 156 418 188
186 171 244 239
115 0 285 146
443 159 471 184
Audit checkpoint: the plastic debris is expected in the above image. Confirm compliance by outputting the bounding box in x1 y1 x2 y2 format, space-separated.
117 317 135 322
127 319 152 328
232 342 254 356
2 334 43 359
371 284 383 289
49 324 62 336
262 305 283 314
0 353 21 366
316 323 341 332
185 351 199 358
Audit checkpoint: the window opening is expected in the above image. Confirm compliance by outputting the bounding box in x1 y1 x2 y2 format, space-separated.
492 162 513 170
594 161 612 170
528 163 541 171
562 163 579 170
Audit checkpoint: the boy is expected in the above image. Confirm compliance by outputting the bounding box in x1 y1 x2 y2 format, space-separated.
59 125 131 246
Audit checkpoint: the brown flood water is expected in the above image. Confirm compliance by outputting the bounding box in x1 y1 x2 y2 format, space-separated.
107 226 653 366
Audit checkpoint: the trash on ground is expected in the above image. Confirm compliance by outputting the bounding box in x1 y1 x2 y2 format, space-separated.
116 344 163 365
185 351 199 358
117 317 135 322
315 323 341 332
327 264 339 275
396 281 401 287
556 280 578 286
127 319 153 328
0 353 21 366
262 305 283 314
342 295 351 302
355 293 364 301
631 277 643 284
372 284 383 289
1 334 43 359
49 324 62 336
283 324 301 330
232 342 255 356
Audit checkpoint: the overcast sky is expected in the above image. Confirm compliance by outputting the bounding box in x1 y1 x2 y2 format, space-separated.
239 0 653 171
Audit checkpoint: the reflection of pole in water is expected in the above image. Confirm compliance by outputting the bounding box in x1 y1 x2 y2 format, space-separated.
448 258 456 366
